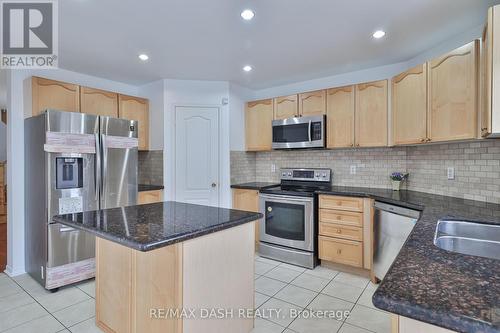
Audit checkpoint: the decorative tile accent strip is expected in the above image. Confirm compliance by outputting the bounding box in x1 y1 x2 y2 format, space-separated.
104 136 138 149
45 132 96 153
46 258 95 289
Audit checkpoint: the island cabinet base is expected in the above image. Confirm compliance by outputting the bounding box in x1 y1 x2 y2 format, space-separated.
95 222 255 333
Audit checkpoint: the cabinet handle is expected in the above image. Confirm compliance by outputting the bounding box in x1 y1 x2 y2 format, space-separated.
356 144 360 147
426 138 432 142
336 229 342 233
337 249 342 255
420 138 426 143
337 215 342 219
481 127 488 132
350 143 354 147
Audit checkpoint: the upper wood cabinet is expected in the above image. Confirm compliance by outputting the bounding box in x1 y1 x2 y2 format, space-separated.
392 64 428 145
245 99 273 151
273 95 298 120
482 5 500 137
80 87 118 117
118 95 149 151
32 77 80 116
355 80 388 147
428 41 478 142
326 86 355 148
298 90 326 117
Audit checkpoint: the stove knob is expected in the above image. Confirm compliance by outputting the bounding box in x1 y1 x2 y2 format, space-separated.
322 173 327 178
287 172 292 177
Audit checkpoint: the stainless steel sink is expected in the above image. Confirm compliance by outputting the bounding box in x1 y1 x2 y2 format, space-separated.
434 220 500 260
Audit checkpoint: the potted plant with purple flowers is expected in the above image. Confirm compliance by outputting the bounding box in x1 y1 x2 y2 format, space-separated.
390 172 408 191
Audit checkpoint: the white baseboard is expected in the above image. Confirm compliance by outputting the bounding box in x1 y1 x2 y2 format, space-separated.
4 264 26 277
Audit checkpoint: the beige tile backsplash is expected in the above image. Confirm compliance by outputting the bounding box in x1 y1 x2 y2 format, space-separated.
231 140 500 204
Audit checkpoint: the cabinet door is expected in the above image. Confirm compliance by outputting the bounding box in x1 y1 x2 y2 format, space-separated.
32 77 80 116
392 64 428 145
119 95 149 151
274 95 298 120
138 190 163 205
298 90 326 116
482 6 500 137
80 87 118 118
355 80 388 147
428 41 478 142
245 99 273 151
232 189 259 245
326 86 355 148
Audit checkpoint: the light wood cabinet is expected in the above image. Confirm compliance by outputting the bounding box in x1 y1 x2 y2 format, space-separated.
119 95 149 151
298 90 326 117
232 189 260 246
319 195 364 212
428 41 478 142
392 64 428 145
326 86 355 148
319 236 363 268
318 195 373 272
274 95 298 119
32 77 80 116
80 87 118 117
245 99 273 151
355 80 388 147
481 5 500 137
138 190 163 205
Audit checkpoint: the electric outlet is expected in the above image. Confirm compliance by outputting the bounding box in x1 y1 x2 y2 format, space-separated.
271 164 276 173
447 167 455 180
350 165 356 175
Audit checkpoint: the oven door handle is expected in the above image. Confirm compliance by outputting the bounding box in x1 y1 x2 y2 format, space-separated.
259 194 314 203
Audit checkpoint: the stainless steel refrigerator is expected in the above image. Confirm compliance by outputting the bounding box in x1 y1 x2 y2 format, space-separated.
25 110 138 289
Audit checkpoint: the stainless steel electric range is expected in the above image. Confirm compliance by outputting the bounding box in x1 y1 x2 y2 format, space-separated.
259 168 332 269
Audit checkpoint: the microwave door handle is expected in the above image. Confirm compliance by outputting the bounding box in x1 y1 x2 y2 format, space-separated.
308 120 312 142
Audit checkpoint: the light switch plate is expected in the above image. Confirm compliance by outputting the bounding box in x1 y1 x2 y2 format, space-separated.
447 167 455 180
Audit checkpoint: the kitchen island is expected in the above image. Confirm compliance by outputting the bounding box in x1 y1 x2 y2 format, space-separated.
53 201 262 333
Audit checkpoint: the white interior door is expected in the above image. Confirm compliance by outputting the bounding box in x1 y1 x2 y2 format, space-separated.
175 106 219 206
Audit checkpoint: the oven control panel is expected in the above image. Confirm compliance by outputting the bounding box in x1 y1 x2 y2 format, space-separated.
280 168 331 182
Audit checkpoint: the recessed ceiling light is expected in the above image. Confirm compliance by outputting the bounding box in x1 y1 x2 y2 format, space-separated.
243 65 253 72
372 30 386 39
240 9 255 21
138 54 149 61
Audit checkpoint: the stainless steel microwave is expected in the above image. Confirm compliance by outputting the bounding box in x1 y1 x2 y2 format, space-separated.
272 115 326 149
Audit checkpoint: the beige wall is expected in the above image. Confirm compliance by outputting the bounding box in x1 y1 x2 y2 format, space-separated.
230 140 500 204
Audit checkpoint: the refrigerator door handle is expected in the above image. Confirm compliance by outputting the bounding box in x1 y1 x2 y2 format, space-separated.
94 133 101 201
101 134 107 203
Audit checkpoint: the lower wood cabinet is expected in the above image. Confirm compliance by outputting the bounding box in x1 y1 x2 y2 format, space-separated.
138 190 163 205
318 195 373 272
393 315 457 333
318 236 363 267
232 189 260 246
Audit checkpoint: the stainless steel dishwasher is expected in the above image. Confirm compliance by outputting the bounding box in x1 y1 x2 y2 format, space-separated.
373 201 420 280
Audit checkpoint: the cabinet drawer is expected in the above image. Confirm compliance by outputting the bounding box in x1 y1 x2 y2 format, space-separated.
319 209 363 227
319 236 363 267
319 223 363 241
319 195 364 212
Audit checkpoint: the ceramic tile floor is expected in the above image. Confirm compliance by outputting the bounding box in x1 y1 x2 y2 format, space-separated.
0 255 390 333
252 255 390 333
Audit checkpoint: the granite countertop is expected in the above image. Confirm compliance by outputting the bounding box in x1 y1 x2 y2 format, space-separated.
53 202 263 252
230 182 280 190
138 184 164 192
316 186 500 333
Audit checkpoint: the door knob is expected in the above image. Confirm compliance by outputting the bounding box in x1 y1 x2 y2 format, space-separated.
211 182 217 188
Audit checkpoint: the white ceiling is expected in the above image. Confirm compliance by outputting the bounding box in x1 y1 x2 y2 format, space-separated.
59 0 500 89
